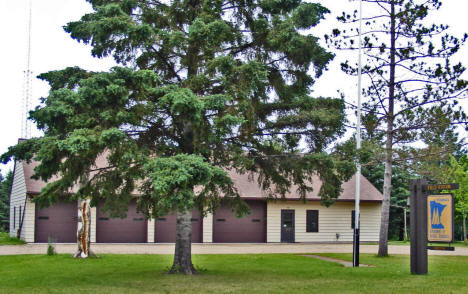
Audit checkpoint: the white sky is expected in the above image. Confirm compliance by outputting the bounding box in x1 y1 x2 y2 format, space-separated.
0 0 467 175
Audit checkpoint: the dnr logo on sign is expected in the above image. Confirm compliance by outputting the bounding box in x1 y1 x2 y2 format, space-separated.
427 194 453 243
430 201 447 229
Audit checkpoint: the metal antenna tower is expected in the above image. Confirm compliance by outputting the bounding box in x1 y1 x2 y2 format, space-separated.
21 0 33 139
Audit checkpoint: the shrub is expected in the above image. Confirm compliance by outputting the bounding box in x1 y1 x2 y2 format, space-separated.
47 237 56 256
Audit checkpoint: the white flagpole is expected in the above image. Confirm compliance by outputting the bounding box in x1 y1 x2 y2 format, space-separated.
353 0 364 268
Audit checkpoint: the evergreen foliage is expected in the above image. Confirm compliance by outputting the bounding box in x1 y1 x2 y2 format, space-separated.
1 0 354 273
328 0 468 256
0 171 13 232
362 161 413 240
406 125 465 182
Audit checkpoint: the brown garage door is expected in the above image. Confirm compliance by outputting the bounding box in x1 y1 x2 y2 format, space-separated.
213 200 266 243
35 201 77 243
96 200 147 243
155 209 202 243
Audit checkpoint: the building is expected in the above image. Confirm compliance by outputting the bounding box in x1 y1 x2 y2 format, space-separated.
10 157 383 243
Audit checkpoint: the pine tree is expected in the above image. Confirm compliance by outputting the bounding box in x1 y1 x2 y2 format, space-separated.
328 0 468 256
2 0 354 273
0 171 13 232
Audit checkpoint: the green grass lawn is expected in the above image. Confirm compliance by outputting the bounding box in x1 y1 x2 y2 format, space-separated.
1 253 468 293
0 232 26 245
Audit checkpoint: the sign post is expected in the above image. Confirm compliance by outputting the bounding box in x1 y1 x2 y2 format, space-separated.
410 181 458 274
410 179 428 275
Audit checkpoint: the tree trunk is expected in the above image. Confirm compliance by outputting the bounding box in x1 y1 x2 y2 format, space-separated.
378 146 393 256
73 199 94 258
378 1 396 257
403 207 408 241
463 210 466 245
169 207 196 274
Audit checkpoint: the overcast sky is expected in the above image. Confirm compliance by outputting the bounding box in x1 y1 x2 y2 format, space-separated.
0 0 467 175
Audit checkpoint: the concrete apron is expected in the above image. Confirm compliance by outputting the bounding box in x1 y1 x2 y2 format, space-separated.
1 243 468 256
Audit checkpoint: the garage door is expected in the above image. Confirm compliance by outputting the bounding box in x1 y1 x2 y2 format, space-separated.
35 201 77 243
155 209 202 243
213 200 266 243
96 200 147 243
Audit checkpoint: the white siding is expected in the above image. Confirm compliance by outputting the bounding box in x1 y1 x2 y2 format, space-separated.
202 212 213 243
90 206 97 243
9 161 27 238
358 203 382 242
267 201 381 242
147 218 155 243
21 198 35 242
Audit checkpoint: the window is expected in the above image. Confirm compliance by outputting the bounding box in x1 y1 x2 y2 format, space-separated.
13 207 16 229
306 210 319 232
19 205 22 225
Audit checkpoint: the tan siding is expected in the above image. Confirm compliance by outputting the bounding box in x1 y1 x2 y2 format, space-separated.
90 206 97 243
202 212 213 243
147 218 155 243
267 201 381 242
9 161 27 238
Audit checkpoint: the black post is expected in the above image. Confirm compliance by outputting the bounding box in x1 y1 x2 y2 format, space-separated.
353 228 360 267
410 179 428 275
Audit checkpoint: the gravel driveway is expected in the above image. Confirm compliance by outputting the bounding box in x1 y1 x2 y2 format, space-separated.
1 243 468 256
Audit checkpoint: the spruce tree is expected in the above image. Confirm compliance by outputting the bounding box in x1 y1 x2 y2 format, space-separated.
2 0 354 273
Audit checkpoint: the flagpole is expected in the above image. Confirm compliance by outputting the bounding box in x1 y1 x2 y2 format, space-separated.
353 0 364 268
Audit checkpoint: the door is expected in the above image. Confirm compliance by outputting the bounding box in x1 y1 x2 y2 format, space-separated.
96 200 147 243
35 201 78 243
281 209 295 243
213 200 266 243
154 209 202 243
